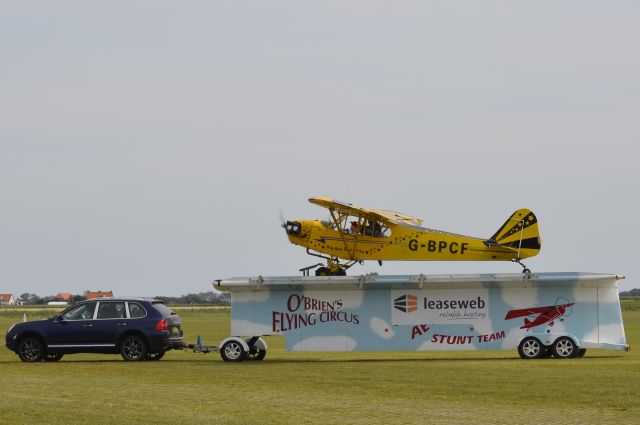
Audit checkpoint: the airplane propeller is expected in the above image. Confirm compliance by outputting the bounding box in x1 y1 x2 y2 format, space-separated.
279 209 287 229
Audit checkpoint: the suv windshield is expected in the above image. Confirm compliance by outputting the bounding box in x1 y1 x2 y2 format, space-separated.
151 302 175 317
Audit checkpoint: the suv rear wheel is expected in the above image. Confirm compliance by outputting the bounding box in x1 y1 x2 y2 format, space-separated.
120 335 148 361
17 336 45 362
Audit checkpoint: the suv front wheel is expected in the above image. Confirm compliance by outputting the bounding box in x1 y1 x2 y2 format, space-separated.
120 335 148 361
17 336 45 362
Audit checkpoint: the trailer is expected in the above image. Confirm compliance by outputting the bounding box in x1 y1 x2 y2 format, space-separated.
212 272 629 361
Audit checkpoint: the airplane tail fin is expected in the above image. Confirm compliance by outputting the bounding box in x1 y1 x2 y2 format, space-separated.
486 209 541 259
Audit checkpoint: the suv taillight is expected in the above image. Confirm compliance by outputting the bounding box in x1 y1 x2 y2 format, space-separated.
155 319 169 331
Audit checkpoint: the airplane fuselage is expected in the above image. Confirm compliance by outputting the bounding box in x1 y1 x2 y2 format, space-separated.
286 220 535 262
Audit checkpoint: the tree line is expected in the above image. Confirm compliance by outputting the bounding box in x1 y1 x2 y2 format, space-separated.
16 291 230 306
620 288 640 298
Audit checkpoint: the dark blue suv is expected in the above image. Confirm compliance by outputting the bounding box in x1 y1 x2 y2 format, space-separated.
5 298 184 362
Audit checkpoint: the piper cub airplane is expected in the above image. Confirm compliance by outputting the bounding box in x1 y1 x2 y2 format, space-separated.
283 197 541 276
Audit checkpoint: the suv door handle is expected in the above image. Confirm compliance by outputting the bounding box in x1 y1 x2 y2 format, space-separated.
116 323 127 327
83 324 93 328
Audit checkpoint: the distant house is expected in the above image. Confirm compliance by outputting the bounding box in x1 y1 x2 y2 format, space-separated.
55 293 73 301
85 290 113 300
47 301 69 306
0 294 16 305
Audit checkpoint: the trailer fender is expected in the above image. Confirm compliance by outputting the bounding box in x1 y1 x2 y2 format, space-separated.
245 337 268 351
525 333 581 348
220 337 250 353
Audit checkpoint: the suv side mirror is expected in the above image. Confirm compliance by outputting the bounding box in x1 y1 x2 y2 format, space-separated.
54 314 66 323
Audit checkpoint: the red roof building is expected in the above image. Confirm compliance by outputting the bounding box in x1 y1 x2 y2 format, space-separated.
0 294 15 305
85 291 113 300
55 293 73 301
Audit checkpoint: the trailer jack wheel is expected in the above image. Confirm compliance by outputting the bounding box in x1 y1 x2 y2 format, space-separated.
220 341 246 362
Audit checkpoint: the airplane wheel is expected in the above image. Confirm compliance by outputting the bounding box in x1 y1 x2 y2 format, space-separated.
551 337 577 359
333 268 346 276
315 267 331 276
518 337 545 359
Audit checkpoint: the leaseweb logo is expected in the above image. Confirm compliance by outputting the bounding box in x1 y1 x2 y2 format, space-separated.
394 294 417 313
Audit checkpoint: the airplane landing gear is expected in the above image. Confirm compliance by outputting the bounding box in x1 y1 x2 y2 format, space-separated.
315 266 346 276
299 257 355 276
512 259 532 274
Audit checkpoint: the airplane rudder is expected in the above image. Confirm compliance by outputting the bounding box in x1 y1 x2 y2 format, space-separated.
488 208 541 251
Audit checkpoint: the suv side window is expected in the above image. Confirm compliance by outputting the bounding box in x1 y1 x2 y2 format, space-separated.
97 302 127 319
128 303 147 319
62 302 96 320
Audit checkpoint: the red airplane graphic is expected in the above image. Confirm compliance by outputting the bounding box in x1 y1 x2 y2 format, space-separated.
504 302 574 329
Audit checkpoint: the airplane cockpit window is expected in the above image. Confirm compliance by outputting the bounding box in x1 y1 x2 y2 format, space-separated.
363 219 391 237
323 215 391 237
346 217 391 237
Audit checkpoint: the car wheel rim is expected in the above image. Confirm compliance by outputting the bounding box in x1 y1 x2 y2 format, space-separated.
225 343 241 360
124 339 143 359
20 340 40 361
557 340 573 357
523 340 540 357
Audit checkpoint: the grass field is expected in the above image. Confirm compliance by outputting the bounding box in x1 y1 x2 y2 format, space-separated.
0 303 638 424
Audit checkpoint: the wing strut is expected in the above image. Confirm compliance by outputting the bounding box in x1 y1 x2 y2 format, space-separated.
328 208 356 261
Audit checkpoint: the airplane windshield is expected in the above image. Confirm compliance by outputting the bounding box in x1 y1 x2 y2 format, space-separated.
326 215 390 237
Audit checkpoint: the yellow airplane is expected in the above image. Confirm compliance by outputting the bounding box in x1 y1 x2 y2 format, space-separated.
283 197 541 276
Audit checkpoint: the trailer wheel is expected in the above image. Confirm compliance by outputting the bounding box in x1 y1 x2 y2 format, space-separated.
220 340 246 362
247 349 266 361
576 348 587 358
518 337 545 359
551 337 577 359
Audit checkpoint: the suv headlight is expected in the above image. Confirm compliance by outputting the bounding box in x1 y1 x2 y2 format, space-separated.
7 324 16 335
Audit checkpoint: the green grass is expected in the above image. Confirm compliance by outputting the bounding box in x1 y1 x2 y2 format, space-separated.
622 298 640 311
0 307 638 424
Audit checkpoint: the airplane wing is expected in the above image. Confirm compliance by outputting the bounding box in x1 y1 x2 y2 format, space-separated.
309 197 424 227
504 306 552 320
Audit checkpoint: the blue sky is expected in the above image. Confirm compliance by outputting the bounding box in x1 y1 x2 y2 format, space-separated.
1 1 638 296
